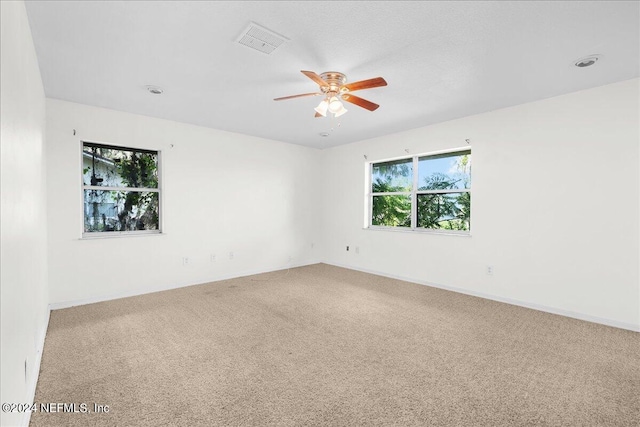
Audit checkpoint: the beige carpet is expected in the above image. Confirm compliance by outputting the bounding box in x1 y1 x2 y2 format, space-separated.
31 264 639 426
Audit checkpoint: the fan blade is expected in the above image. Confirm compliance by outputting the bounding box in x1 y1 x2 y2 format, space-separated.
301 70 329 87
341 94 379 111
274 92 322 101
341 77 387 92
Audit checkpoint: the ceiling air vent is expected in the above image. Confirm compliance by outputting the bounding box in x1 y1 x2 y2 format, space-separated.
236 22 288 55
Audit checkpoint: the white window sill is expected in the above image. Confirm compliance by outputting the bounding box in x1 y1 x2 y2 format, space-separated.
363 226 471 237
80 231 165 240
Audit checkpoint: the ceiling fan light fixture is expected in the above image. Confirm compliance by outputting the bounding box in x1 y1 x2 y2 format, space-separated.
314 100 328 116
328 96 343 114
334 105 348 117
274 70 387 118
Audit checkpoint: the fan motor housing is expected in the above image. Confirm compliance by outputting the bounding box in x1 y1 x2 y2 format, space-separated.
320 72 347 93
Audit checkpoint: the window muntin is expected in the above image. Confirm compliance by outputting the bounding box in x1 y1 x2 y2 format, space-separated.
369 149 471 233
82 142 161 235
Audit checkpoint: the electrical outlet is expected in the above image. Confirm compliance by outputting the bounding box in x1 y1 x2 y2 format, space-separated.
210 254 216 263
346 246 349 251
486 265 494 275
229 252 234 260
182 257 190 266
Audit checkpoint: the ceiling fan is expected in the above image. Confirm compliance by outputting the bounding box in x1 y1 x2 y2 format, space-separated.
274 70 387 118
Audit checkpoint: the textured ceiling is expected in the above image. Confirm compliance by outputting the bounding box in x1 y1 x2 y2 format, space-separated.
25 1 639 149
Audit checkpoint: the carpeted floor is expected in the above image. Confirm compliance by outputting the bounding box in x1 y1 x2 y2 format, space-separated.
31 264 639 426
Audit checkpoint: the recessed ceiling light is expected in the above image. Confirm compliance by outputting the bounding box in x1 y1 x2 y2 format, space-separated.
319 132 330 137
146 85 164 95
574 55 601 68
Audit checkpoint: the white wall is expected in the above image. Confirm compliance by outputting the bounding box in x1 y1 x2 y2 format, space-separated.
46 99 320 306
2 5 636 425
321 79 640 331
0 1 50 426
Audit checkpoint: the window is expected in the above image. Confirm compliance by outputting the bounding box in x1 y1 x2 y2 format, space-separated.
368 149 471 233
82 141 161 236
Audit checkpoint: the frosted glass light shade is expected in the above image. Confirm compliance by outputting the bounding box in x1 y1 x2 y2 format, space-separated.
314 100 328 116
334 105 348 117
328 96 343 113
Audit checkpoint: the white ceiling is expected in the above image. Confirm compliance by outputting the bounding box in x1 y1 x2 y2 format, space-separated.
25 1 639 149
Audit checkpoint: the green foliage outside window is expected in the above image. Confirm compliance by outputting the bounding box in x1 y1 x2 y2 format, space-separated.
370 152 471 231
83 143 160 233
115 151 159 231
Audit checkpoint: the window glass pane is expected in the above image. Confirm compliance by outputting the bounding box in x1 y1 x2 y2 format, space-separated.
418 151 470 191
83 144 158 188
416 192 470 231
371 158 413 192
84 190 159 232
372 195 411 227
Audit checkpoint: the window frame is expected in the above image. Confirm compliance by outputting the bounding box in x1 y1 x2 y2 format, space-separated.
80 140 163 239
367 147 471 235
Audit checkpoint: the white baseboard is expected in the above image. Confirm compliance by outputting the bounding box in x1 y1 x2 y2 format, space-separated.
22 305 51 427
324 262 640 333
49 260 321 311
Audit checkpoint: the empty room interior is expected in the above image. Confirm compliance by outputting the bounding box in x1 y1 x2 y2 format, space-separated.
2 1 639 426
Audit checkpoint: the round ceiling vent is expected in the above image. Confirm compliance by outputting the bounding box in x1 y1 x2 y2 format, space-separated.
574 55 601 68
146 85 164 95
